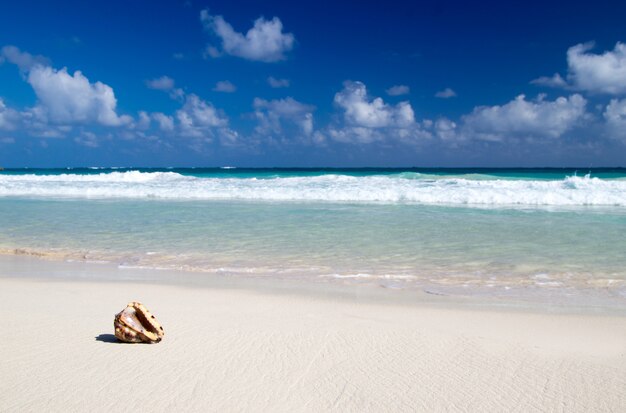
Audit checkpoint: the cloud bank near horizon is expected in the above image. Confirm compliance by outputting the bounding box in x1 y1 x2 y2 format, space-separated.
1 6 626 165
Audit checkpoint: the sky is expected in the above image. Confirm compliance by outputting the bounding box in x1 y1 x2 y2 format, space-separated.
1 0 626 167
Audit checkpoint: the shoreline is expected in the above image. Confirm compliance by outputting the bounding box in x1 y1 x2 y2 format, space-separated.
1 259 625 411
1 253 625 316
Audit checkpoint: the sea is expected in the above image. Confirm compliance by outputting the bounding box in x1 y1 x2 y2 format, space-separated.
1 167 625 309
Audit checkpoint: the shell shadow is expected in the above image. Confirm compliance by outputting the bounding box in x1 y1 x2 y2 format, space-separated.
95 334 121 344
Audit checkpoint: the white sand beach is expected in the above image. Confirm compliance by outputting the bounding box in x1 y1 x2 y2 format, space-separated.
3 0 626 411
0 257 625 412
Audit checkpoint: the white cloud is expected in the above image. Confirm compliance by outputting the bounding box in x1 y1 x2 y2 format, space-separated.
335 81 414 128
213 80 236 93
176 94 229 138
567 42 626 94
0 137 15 144
152 112 175 131
326 126 378 144
329 81 430 144
0 46 243 150
0 45 48 72
0 98 20 130
19 108 71 138
136 111 151 130
27 65 130 126
461 94 587 141
603 98 626 141
435 88 457 98
200 10 295 62
530 73 567 88
253 97 315 137
434 118 457 141
134 93 240 147
386 85 410 96
134 94 238 148
267 76 290 88
145 75 184 100
1 46 135 138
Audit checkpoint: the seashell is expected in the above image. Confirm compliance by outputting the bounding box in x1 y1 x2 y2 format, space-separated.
114 301 164 343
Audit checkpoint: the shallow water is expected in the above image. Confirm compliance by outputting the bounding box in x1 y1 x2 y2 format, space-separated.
1 168 625 308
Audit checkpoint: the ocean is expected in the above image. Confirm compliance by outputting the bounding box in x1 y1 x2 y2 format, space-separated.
1 167 625 309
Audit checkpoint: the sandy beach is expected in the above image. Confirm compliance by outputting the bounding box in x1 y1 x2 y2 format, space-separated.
1 257 625 412
3 0 626 410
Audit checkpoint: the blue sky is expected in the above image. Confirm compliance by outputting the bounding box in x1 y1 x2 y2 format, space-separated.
1 0 626 167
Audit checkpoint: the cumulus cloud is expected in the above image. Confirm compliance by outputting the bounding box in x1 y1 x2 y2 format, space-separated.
0 45 246 150
200 10 295 62
267 76 290 88
335 81 414 128
535 42 626 94
176 94 229 138
152 112 175 131
567 42 626 94
145 75 184 100
19 108 72 138
435 88 457 98
386 85 410 96
1 46 131 131
530 73 567 88
253 97 315 138
137 94 239 147
461 94 587 141
28 65 130 126
0 98 20 130
328 81 430 144
213 80 236 93
434 118 458 141
123 94 239 148
603 98 626 141
136 111 151 130
0 45 49 72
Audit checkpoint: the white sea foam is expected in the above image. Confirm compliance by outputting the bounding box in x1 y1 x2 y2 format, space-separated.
1 172 626 206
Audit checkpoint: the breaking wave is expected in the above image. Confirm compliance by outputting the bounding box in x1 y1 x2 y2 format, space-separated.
1 171 626 206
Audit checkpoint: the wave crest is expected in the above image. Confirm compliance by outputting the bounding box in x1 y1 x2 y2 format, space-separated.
1 172 625 206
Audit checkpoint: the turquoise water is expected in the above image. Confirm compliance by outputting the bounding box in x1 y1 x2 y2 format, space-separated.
1 168 625 307
2 167 626 181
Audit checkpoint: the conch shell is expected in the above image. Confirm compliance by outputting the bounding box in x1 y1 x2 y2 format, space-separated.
114 302 164 343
